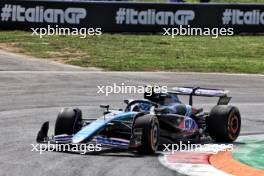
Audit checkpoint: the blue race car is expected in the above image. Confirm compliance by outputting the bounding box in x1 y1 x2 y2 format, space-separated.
36 87 241 154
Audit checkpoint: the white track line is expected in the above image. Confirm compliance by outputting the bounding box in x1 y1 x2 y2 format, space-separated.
159 134 264 175
0 71 263 77
159 155 232 176
158 145 233 176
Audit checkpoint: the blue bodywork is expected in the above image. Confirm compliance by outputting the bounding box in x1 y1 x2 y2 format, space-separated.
72 111 137 143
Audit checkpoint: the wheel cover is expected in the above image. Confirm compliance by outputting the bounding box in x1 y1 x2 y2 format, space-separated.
228 114 239 139
151 123 159 149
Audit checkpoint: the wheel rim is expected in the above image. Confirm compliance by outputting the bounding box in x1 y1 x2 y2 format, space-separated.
151 123 158 149
228 114 239 138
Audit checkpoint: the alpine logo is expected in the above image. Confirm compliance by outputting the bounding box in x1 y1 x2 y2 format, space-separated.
179 118 197 131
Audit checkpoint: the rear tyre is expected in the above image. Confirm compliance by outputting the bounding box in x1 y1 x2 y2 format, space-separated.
55 108 82 135
133 114 160 154
206 105 241 142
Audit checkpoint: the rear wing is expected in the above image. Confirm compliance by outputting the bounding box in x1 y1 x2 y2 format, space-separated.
169 87 231 106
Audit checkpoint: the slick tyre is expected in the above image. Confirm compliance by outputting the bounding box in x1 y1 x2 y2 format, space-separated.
133 114 160 154
206 105 241 142
55 108 82 135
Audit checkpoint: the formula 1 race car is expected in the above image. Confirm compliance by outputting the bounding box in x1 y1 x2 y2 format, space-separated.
36 87 241 154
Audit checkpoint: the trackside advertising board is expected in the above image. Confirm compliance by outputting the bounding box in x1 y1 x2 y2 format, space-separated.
0 0 264 33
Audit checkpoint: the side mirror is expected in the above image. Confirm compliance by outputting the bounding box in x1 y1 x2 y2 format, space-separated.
100 104 109 109
100 104 110 116
124 99 134 105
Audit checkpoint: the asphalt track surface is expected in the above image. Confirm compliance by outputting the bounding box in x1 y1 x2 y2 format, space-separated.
0 50 263 176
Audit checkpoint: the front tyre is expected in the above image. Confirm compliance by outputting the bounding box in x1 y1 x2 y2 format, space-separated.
133 114 160 154
206 105 241 142
55 108 82 135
